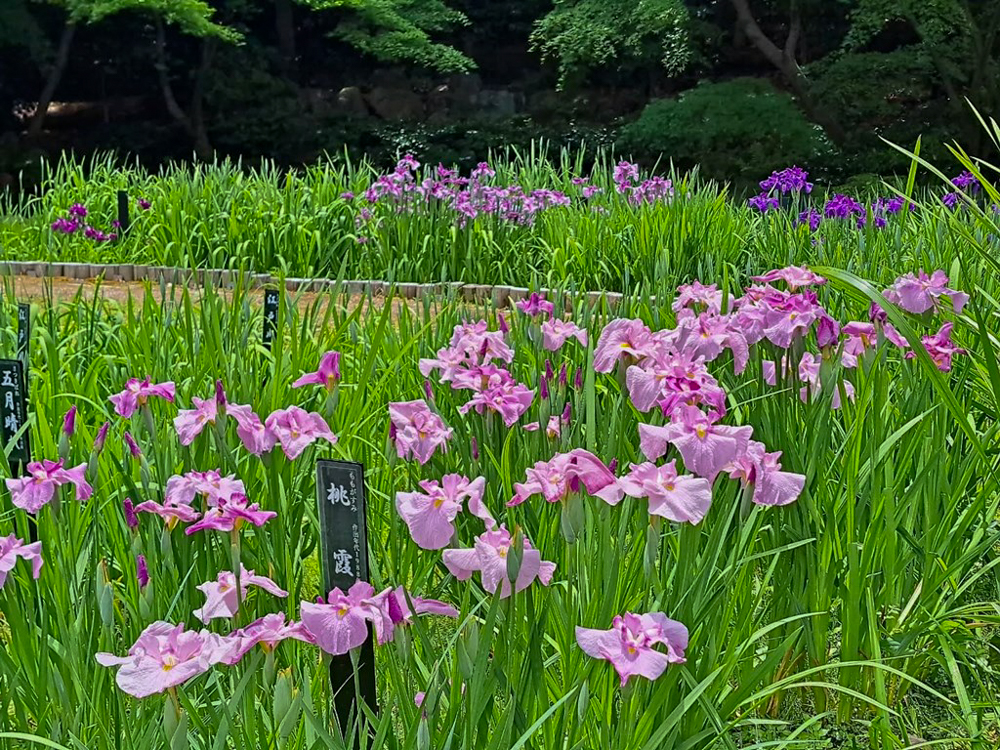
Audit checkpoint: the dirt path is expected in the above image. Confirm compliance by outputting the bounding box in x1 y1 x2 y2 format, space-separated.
3 275 450 323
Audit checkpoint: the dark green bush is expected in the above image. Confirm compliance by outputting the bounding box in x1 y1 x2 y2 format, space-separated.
809 51 953 176
205 47 315 164
616 78 829 184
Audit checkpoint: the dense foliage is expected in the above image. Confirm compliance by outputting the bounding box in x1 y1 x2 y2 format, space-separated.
617 78 828 182
0 0 997 179
529 0 691 83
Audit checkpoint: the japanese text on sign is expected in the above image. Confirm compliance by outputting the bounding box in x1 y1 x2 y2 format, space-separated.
0 359 30 463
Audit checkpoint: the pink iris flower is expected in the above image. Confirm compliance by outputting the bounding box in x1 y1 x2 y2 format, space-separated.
301 581 455 655
421 322 514 381
509 448 622 506
523 409 569 439
450 364 514 393
729 300 771 346
184 494 276 535
173 393 219 446
415 681 465 708
62 406 77 437
165 470 245 508
95 621 229 698
443 525 556 599
458 380 535 427
727 440 805 507
264 406 337 460
575 612 688 686
791 353 854 409
619 460 713 524
906 322 966 371
227 403 277 455
389 400 454 463
593 319 657 373
763 293 824 349
367 586 459 645
882 321 909 350
219 613 314 665
841 322 877 368
752 265 827 289
109 378 176 418
396 474 491 549
292 351 342 390
868 304 910 349
218 613 314 665
816 313 841 348
639 406 753 481
541 319 588 351
0 534 43 588
516 292 555 318
761 357 786 387
449 321 515 364
625 355 726 417
194 566 288 623
675 314 749 374
884 270 968 315
419 346 474 383
5 459 92 514
134 496 201 529
672 281 723 316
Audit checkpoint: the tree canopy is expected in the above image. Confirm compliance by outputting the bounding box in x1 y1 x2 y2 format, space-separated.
530 0 691 83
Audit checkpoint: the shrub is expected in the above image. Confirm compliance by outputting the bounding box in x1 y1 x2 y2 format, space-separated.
809 51 953 176
617 78 829 184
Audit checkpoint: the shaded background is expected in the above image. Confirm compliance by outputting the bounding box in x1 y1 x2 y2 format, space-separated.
0 0 997 193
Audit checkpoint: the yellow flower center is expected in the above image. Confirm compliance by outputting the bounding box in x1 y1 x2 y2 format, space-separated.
627 646 636 655
433 497 444 509
696 426 707 439
161 655 177 672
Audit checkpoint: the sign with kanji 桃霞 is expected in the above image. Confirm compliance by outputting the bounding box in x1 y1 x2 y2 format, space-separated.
315 458 377 731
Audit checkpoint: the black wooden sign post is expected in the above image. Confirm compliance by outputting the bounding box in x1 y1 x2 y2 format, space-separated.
262 289 279 349
315 459 377 736
0 359 31 467
117 190 130 235
17 303 29 366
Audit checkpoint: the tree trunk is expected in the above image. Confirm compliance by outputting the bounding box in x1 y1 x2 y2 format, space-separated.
154 20 214 161
189 38 215 161
28 22 76 138
274 0 297 79
728 0 846 146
